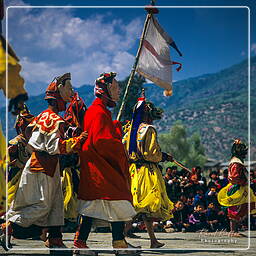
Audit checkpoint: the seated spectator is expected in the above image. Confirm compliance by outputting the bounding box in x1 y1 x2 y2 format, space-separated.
190 166 207 192
164 166 181 202
188 204 208 232
219 168 229 188
193 186 206 208
205 184 219 206
208 171 222 191
170 201 190 232
180 173 193 197
206 202 222 232
186 197 195 215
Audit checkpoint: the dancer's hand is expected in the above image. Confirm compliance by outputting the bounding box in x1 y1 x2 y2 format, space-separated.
79 131 88 144
166 154 174 162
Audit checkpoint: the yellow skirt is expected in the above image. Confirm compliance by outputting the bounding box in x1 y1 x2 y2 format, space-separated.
130 163 174 221
218 183 256 214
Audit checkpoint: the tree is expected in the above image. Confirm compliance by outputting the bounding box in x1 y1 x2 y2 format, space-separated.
158 121 207 170
113 74 146 122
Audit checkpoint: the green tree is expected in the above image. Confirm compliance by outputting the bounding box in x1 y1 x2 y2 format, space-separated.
158 121 207 170
113 74 146 122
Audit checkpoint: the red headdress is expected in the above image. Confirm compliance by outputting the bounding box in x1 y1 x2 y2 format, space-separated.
94 72 117 108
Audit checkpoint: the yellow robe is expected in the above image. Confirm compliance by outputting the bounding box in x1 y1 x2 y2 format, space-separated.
126 123 174 221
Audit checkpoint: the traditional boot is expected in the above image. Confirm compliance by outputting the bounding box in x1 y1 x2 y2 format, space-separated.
112 239 141 256
45 237 67 248
73 239 98 256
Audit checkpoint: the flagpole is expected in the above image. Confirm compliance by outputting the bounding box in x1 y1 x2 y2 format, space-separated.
116 0 157 121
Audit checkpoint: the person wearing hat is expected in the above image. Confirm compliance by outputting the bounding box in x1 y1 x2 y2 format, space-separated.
73 72 138 256
0 73 88 250
124 96 174 248
218 139 256 236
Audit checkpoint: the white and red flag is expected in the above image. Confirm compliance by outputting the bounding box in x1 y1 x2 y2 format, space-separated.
136 15 182 96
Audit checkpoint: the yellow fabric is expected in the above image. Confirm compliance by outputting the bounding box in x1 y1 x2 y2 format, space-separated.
7 170 22 207
130 163 173 220
0 124 6 216
218 183 256 214
62 168 78 219
137 124 162 163
0 37 26 99
129 123 174 221
64 137 81 153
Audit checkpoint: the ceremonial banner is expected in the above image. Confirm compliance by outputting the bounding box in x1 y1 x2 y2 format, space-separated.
136 15 182 95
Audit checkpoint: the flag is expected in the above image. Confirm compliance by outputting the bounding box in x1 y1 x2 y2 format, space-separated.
136 15 182 96
0 35 26 99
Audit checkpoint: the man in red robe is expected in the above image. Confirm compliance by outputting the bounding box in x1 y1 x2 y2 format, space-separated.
73 72 139 256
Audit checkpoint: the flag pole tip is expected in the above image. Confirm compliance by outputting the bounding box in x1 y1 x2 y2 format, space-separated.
145 5 159 14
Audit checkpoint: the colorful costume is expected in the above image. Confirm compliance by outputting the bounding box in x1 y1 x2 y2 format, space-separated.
218 157 256 220
74 72 138 255
7 108 83 227
125 98 174 221
77 97 135 221
2 73 85 250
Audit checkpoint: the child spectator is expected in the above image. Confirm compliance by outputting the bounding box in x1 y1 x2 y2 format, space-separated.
208 171 222 191
193 186 206 208
170 201 190 232
186 197 195 215
188 204 208 232
219 169 229 188
206 202 221 232
205 184 219 206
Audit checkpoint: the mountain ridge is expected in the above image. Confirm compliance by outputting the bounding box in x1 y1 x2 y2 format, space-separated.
1 56 255 161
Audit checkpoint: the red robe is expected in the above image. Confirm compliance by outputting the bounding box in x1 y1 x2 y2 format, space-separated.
78 98 132 201
228 162 247 186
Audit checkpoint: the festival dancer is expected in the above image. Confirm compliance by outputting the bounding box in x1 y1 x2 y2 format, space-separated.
124 96 174 248
0 73 88 250
218 139 256 236
73 72 139 256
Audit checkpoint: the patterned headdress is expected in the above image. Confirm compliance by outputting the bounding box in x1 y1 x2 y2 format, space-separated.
45 73 71 101
94 72 117 107
45 73 72 111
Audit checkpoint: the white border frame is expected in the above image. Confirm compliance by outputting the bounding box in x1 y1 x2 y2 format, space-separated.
5 4 251 252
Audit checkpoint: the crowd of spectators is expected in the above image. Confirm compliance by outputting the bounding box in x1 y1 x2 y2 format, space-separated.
129 165 256 234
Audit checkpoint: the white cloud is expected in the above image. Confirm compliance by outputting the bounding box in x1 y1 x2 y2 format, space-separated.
20 50 135 91
6 3 143 94
251 43 256 55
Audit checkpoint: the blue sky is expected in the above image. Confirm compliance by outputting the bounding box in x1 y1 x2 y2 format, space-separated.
3 0 256 96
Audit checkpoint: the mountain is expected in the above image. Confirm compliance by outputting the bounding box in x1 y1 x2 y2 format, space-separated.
1 57 255 161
